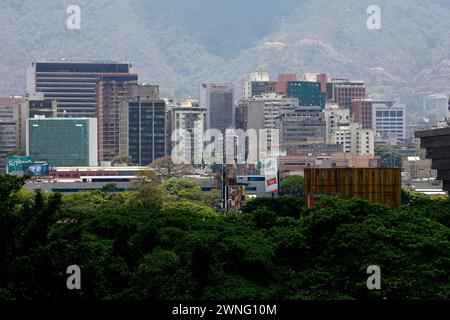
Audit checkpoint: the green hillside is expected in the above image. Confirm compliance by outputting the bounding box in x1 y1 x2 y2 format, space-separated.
0 0 449 98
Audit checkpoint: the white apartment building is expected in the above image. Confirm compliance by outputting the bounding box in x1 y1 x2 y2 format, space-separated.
169 107 207 164
331 122 374 156
323 103 350 144
235 93 299 131
242 71 276 100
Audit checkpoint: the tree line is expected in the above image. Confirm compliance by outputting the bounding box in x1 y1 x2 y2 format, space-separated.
0 173 449 300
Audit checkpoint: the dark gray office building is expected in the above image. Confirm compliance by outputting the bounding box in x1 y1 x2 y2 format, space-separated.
119 98 166 166
199 83 233 133
27 61 133 118
276 106 326 145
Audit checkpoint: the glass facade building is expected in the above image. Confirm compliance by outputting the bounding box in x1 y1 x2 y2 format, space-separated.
27 118 98 167
119 98 166 166
287 81 325 108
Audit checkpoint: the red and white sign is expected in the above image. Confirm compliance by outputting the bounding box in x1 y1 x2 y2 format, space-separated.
263 158 278 193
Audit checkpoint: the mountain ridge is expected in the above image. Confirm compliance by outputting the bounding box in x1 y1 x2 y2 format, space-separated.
0 0 449 98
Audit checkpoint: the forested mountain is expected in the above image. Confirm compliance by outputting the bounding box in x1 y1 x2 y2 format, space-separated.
1 0 449 97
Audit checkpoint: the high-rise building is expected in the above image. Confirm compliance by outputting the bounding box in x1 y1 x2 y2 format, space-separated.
16 95 58 149
287 81 326 108
416 128 450 191
242 71 277 100
168 107 207 164
27 61 134 117
180 98 199 108
0 120 16 171
119 98 166 166
372 101 406 140
276 106 326 145
275 74 297 96
330 122 374 155
303 73 327 94
27 118 98 167
0 98 20 121
0 98 21 169
235 93 299 131
199 84 233 134
97 73 138 162
351 99 374 129
324 103 351 144
136 84 160 100
327 79 367 109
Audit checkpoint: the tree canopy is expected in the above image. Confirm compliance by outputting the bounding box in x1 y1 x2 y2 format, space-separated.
280 175 304 197
7 148 26 157
0 174 449 300
149 156 194 182
375 145 403 168
111 155 132 166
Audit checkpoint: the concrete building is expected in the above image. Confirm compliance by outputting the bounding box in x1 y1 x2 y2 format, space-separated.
403 156 436 180
415 127 450 191
16 96 58 148
0 120 17 171
242 71 276 100
236 175 270 197
97 73 138 162
324 103 351 144
23 166 155 194
0 98 20 168
180 98 199 108
119 98 166 166
303 73 327 94
372 101 406 140
279 153 380 179
27 61 134 118
275 74 297 96
409 179 445 196
284 143 343 156
351 99 374 129
327 79 367 109
199 83 233 134
235 93 299 132
276 106 326 145
0 97 20 121
330 122 374 156
168 106 207 164
279 155 344 179
27 118 98 167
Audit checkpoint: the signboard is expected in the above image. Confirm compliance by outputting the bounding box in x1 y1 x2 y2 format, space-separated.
7 156 33 173
263 157 279 193
24 163 50 176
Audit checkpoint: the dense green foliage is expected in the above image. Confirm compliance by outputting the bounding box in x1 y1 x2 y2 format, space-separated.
375 145 403 168
0 174 449 300
6 148 26 157
280 175 304 197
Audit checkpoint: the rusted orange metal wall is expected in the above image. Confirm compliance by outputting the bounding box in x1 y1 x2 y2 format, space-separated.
304 168 402 208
